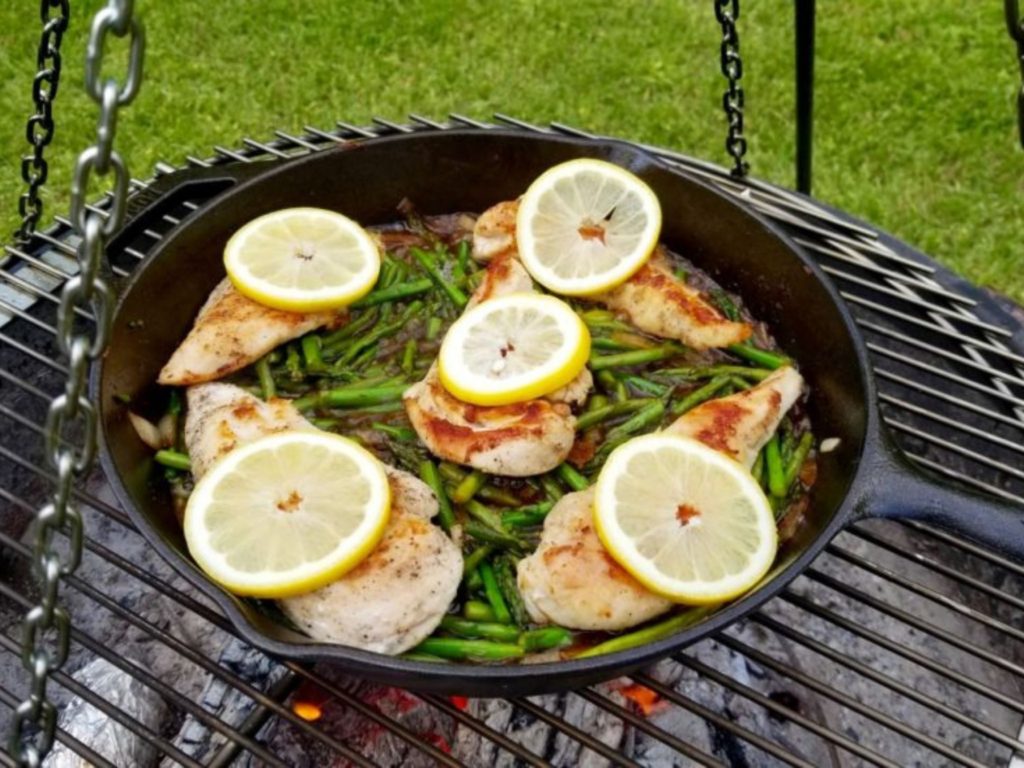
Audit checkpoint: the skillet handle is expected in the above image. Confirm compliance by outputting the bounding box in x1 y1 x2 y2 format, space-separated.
857 437 1024 562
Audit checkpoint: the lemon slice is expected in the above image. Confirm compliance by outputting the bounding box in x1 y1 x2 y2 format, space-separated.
224 207 381 312
437 293 590 406
183 431 391 598
516 158 662 296
594 434 777 604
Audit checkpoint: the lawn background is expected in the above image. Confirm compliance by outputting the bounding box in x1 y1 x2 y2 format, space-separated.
1 1 1021 301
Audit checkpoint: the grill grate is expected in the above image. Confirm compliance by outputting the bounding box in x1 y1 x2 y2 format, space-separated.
1 116 1022 767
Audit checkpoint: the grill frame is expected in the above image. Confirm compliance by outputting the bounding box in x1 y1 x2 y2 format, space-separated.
0 115 1021 767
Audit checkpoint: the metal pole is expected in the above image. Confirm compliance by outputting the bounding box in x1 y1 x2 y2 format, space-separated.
795 0 816 193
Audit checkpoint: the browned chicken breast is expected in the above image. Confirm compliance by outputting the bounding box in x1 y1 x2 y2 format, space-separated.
159 278 344 386
517 486 673 631
471 200 752 350
279 470 462 655
664 366 805 467
517 367 805 630
184 382 316 478
403 252 588 476
183 382 462 655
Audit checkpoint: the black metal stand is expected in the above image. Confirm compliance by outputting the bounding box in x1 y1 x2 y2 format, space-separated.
795 0 816 193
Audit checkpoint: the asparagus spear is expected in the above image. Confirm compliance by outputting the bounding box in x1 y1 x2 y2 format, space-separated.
575 398 654 430
464 600 497 622
463 520 527 551
783 432 814 490
463 544 494 576
765 434 787 498
502 501 555 528
155 449 190 472
555 462 589 492
413 248 469 308
494 554 528 627
412 637 524 661
419 460 456 532
479 561 512 623
292 383 407 411
590 345 682 371
255 355 276 400
574 606 716 658
439 616 521 642
353 278 433 308
519 627 573 653
728 343 790 370
668 375 731 417
452 470 486 504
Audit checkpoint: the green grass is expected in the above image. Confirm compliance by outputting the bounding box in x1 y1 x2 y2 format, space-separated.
1 1 1021 301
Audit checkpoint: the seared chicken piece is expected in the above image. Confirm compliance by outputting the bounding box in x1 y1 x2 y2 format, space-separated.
183 382 462 655
279 470 462 655
596 249 751 349
471 199 519 263
403 252 586 476
159 278 344 386
404 362 577 476
664 366 805 467
184 382 316 478
471 200 751 350
517 486 673 631
518 367 805 630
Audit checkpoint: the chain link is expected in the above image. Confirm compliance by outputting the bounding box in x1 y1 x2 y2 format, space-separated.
1007 0 1024 147
7 2 144 764
15 1 71 243
714 0 749 178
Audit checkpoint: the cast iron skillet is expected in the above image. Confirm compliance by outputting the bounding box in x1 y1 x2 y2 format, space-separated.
94 130 1024 697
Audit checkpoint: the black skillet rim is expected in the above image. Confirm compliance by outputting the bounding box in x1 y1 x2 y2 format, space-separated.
95 129 879 694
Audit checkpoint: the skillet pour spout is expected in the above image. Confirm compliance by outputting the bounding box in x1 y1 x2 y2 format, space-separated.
94 130 1024 696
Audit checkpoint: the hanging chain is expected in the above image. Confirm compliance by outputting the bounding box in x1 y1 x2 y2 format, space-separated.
1007 0 1024 147
7 2 144 766
16 0 71 243
714 0 749 178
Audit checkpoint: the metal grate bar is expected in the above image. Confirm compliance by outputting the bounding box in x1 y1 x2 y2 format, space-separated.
788 578 1024 709
888 418 1024 481
748 611 1024 753
870 344 1024 409
714 633 993 767
511 696 642 768
0 267 92 320
420 694 552 767
824 543 1024 643
794 237 975 307
630 667 880 768
831 272 1007 335
897 519 1024 577
572 687 727 768
906 453 1024 503
848 524 1024 612
0 684 121 768
0 529 383 767
859 313 1024 372
880 392 1024 451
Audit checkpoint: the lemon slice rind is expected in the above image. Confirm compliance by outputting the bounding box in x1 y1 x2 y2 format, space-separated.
224 207 381 312
516 159 662 297
437 293 590 407
183 431 391 598
593 433 777 605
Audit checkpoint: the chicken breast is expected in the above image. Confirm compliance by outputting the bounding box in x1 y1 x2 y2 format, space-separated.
184 382 316 479
471 200 752 350
594 249 751 349
664 366 805 468
471 199 519 263
159 278 344 386
279 470 462 655
518 367 805 630
517 486 674 631
183 382 462 655
403 252 584 476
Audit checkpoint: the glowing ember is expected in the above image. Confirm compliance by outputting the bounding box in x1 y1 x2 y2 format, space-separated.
291 680 332 721
619 683 663 716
